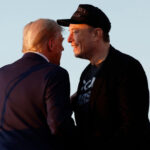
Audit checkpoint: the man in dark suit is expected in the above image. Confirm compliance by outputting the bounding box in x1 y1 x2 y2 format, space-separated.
57 4 150 149
0 19 75 150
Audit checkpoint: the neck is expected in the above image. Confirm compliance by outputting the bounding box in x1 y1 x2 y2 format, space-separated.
90 42 110 66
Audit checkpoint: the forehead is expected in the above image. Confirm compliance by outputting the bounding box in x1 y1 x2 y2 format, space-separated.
69 24 92 30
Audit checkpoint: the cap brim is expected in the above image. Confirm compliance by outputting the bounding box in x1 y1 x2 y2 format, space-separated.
57 19 85 27
57 19 72 27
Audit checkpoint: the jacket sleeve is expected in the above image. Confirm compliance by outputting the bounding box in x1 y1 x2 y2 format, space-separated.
109 59 150 147
44 68 76 136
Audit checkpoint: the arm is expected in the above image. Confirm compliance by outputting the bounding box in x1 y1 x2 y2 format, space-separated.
70 92 77 109
70 92 77 102
117 60 149 129
108 60 149 147
45 68 76 136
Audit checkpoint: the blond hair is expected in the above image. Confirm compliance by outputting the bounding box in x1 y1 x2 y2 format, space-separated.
22 19 62 53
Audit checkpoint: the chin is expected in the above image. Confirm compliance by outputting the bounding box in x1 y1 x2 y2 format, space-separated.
74 53 79 57
74 53 85 59
74 51 81 57
74 48 84 58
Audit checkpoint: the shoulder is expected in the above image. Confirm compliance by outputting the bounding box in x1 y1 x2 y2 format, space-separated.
108 46 143 71
44 63 69 81
50 63 69 76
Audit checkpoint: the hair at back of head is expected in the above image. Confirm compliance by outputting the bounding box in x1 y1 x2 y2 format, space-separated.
22 19 62 53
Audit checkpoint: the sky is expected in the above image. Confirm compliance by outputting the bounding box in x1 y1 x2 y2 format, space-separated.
0 0 150 117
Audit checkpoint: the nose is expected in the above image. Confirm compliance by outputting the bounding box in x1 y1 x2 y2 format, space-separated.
68 33 73 43
62 46 64 51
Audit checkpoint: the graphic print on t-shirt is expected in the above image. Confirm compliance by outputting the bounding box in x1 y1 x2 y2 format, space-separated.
77 64 102 106
78 77 96 106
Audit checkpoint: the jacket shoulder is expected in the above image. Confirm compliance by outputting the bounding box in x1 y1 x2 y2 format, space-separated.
108 46 143 71
44 63 69 81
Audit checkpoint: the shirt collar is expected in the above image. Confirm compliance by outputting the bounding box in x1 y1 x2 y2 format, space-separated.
27 52 49 62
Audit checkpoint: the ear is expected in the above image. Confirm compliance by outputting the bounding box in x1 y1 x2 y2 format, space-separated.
92 28 103 41
47 39 53 51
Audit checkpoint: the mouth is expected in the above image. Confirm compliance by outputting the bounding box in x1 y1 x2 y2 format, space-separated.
71 44 75 47
71 44 78 48
71 42 78 46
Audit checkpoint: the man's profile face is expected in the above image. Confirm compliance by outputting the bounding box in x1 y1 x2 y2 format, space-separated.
68 24 95 60
49 32 64 65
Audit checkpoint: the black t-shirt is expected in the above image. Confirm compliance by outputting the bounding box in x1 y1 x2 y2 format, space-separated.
75 63 102 133
77 64 100 106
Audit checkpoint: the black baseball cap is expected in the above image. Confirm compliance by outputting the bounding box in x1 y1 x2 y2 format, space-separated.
57 4 111 33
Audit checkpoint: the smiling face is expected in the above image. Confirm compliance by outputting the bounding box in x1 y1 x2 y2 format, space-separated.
68 24 96 60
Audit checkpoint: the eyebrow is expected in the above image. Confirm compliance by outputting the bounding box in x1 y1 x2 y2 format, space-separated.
69 28 78 31
69 27 87 32
69 26 94 31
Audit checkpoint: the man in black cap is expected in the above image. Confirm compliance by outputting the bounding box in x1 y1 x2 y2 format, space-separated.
57 4 150 149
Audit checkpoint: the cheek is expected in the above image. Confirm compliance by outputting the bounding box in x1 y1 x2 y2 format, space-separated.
55 43 62 51
74 33 87 45
74 35 81 43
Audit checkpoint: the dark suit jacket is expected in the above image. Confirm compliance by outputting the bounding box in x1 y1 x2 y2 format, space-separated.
73 46 150 149
0 53 75 150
